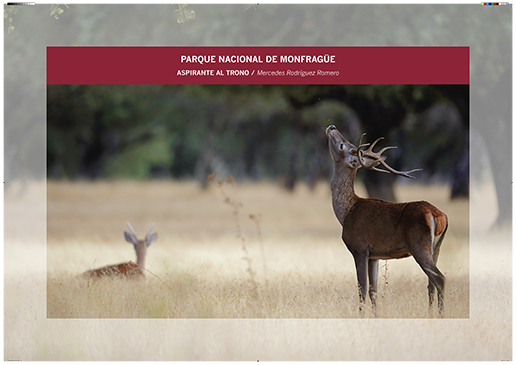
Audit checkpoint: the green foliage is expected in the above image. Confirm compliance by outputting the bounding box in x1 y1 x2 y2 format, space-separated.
4 6 17 33
175 4 195 24
4 4 68 33
47 85 173 179
50 4 68 20
105 134 173 179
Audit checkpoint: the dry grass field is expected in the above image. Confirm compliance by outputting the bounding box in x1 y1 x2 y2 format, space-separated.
5 178 512 360
45 179 469 319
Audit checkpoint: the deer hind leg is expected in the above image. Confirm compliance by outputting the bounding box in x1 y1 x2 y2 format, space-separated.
368 259 379 316
426 263 445 315
428 233 445 309
413 252 446 316
431 234 446 314
427 280 436 309
421 213 447 315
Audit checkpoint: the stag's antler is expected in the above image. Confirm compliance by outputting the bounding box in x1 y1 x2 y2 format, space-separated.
356 133 422 179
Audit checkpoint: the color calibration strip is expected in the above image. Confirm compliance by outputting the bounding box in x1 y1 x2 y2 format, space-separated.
481 2 509 4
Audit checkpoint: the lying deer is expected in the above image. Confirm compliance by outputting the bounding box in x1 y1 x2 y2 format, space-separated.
83 222 158 279
325 125 448 316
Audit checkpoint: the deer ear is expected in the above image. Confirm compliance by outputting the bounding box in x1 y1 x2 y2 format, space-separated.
146 232 158 246
124 231 138 245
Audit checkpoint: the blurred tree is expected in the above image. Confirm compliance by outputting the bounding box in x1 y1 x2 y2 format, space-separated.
47 85 168 178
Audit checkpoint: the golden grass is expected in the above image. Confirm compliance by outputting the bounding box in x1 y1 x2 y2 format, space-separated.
46 179 469 319
46 270 470 319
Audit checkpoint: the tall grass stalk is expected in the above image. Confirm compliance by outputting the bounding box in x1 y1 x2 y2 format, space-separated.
208 174 262 314
250 213 268 287
380 260 389 300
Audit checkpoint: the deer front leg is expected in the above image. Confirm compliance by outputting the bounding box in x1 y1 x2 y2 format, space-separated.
352 253 369 315
368 259 379 316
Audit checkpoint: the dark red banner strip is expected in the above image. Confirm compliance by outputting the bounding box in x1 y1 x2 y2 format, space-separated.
47 46 469 85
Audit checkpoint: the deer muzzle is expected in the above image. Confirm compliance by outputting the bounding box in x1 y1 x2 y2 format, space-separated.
325 125 337 137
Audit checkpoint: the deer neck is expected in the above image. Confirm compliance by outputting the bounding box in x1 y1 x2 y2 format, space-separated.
135 241 147 273
330 162 359 224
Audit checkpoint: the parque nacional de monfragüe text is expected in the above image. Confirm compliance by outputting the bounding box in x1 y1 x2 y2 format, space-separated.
180 53 336 64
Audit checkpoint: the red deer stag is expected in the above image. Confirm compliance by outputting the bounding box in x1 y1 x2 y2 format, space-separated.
325 125 448 316
83 222 158 279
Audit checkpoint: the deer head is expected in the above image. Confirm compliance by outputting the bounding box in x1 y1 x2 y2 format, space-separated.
326 125 362 169
326 125 421 179
124 222 157 274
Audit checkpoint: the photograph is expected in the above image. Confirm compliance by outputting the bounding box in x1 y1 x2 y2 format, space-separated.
45 83 470 320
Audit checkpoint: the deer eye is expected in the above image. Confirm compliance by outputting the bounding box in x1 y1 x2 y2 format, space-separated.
339 143 344 150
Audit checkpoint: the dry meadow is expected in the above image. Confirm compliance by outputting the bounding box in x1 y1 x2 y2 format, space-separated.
5 178 512 360
46 179 469 319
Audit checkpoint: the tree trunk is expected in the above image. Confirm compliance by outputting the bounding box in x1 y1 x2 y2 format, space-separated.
485 128 512 228
363 169 397 202
451 133 469 199
284 123 302 191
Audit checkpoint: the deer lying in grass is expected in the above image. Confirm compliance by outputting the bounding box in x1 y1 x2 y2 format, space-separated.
325 125 448 316
83 222 158 279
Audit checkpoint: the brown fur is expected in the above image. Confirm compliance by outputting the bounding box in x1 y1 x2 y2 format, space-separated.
83 261 143 279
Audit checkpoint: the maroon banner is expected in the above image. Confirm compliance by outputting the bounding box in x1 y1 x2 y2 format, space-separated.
47 46 469 85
